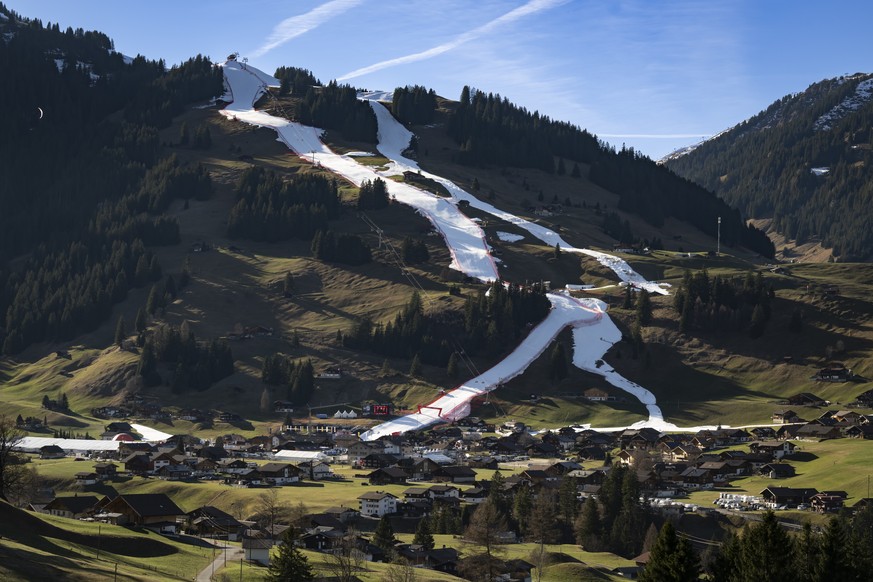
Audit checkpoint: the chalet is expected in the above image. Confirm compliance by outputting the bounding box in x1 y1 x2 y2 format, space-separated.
93 462 118 480
258 462 301 485
461 486 487 504
39 445 65 459
43 495 100 519
432 465 476 484
156 464 192 481
428 485 461 499
814 363 852 382
787 393 827 407
298 460 333 480
758 463 796 479
74 472 99 485
224 468 262 487
358 491 398 517
545 461 583 478
796 424 843 441
760 487 819 506
620 428 661 450
583 388 610 402
667 445 703 462
410 457 443 480
324 506 360 523
187 506 244 540
678 467 713 488
844 424 873 439
749 441 796 460
749 427 777 440
360 453 402 469
368 466 408 485
771 409 799 424
810 492 844 513
216 459 249 473
299 529 344 551
99 493 185 532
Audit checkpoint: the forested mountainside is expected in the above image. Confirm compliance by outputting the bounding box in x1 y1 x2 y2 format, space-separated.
664 73 873 261
447 87 775 258
0 1 772 359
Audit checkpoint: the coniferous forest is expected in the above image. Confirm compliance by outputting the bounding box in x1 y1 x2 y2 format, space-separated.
665 74 873 260
295 80 377 143
447 86 775 258
0 8 221 354
344 283 551 367
227 167 341 242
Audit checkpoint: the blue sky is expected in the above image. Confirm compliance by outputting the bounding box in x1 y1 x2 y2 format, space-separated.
7 0 872 159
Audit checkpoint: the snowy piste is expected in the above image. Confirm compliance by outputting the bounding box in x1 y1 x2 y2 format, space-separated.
221 60 720 437
221 61 498 283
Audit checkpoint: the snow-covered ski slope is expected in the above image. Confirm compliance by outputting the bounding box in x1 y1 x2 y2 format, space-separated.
221 61 498 283
220 62 713 437
363 97 670 296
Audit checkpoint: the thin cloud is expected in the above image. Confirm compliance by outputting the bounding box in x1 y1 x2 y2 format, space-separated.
251 0 363 58
337 0 567 81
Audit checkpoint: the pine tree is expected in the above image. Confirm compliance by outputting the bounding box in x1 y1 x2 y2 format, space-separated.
638 521 699 582
374 515 398 551
413 516 435 551
266 527 313 582
554 243 562 259
114 315 126 347
575 496 602 551
548 342 568 382
513 485 532 535
789 308 803 333
623 285 634 309
146 284 159 315
135 307 147 333
409 353 422 377
636 289 653 326
447 352 459 379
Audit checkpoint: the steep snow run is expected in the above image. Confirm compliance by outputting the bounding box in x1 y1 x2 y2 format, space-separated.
221 63 708 438
362 97 671 296
221 61 498 282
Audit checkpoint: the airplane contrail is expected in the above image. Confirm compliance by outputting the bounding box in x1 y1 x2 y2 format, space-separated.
251 0 364 58
337 0 567 81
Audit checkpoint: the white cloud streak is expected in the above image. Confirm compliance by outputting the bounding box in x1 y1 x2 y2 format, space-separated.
251 0 363 58
337 0 567 81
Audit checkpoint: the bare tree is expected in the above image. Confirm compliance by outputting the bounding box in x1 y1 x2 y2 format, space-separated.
385 555 418 582
323 528 365 582
255 489 289 541
0 415 28 503
463 498 508 582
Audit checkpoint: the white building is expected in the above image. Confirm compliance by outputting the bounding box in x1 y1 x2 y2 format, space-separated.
357 491 398 517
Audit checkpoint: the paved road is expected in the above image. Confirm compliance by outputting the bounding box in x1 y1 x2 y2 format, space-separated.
196 545 245 582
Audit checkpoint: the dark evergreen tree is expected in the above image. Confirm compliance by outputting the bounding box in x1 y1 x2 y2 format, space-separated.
266 527 313 582
636 289 653 326
548 342 568 382
283 271 295 298
638 521 699 582
373 515 397 552
413 516 435 551
114 315 126 346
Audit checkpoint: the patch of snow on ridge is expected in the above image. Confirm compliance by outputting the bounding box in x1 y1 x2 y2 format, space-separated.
811 167 830 176
814 77 873 131
497 231 524 242
358 90 393 102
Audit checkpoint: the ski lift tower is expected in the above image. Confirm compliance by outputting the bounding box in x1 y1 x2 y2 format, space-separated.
717 216 721 257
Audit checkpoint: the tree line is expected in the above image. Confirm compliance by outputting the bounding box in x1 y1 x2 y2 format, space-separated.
137 322 234 392
444 85 774 257
227 167 341 242
343 283 550 368
391 85 438 125
672 269 774 338
261 354 315 405
295 81 377 143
